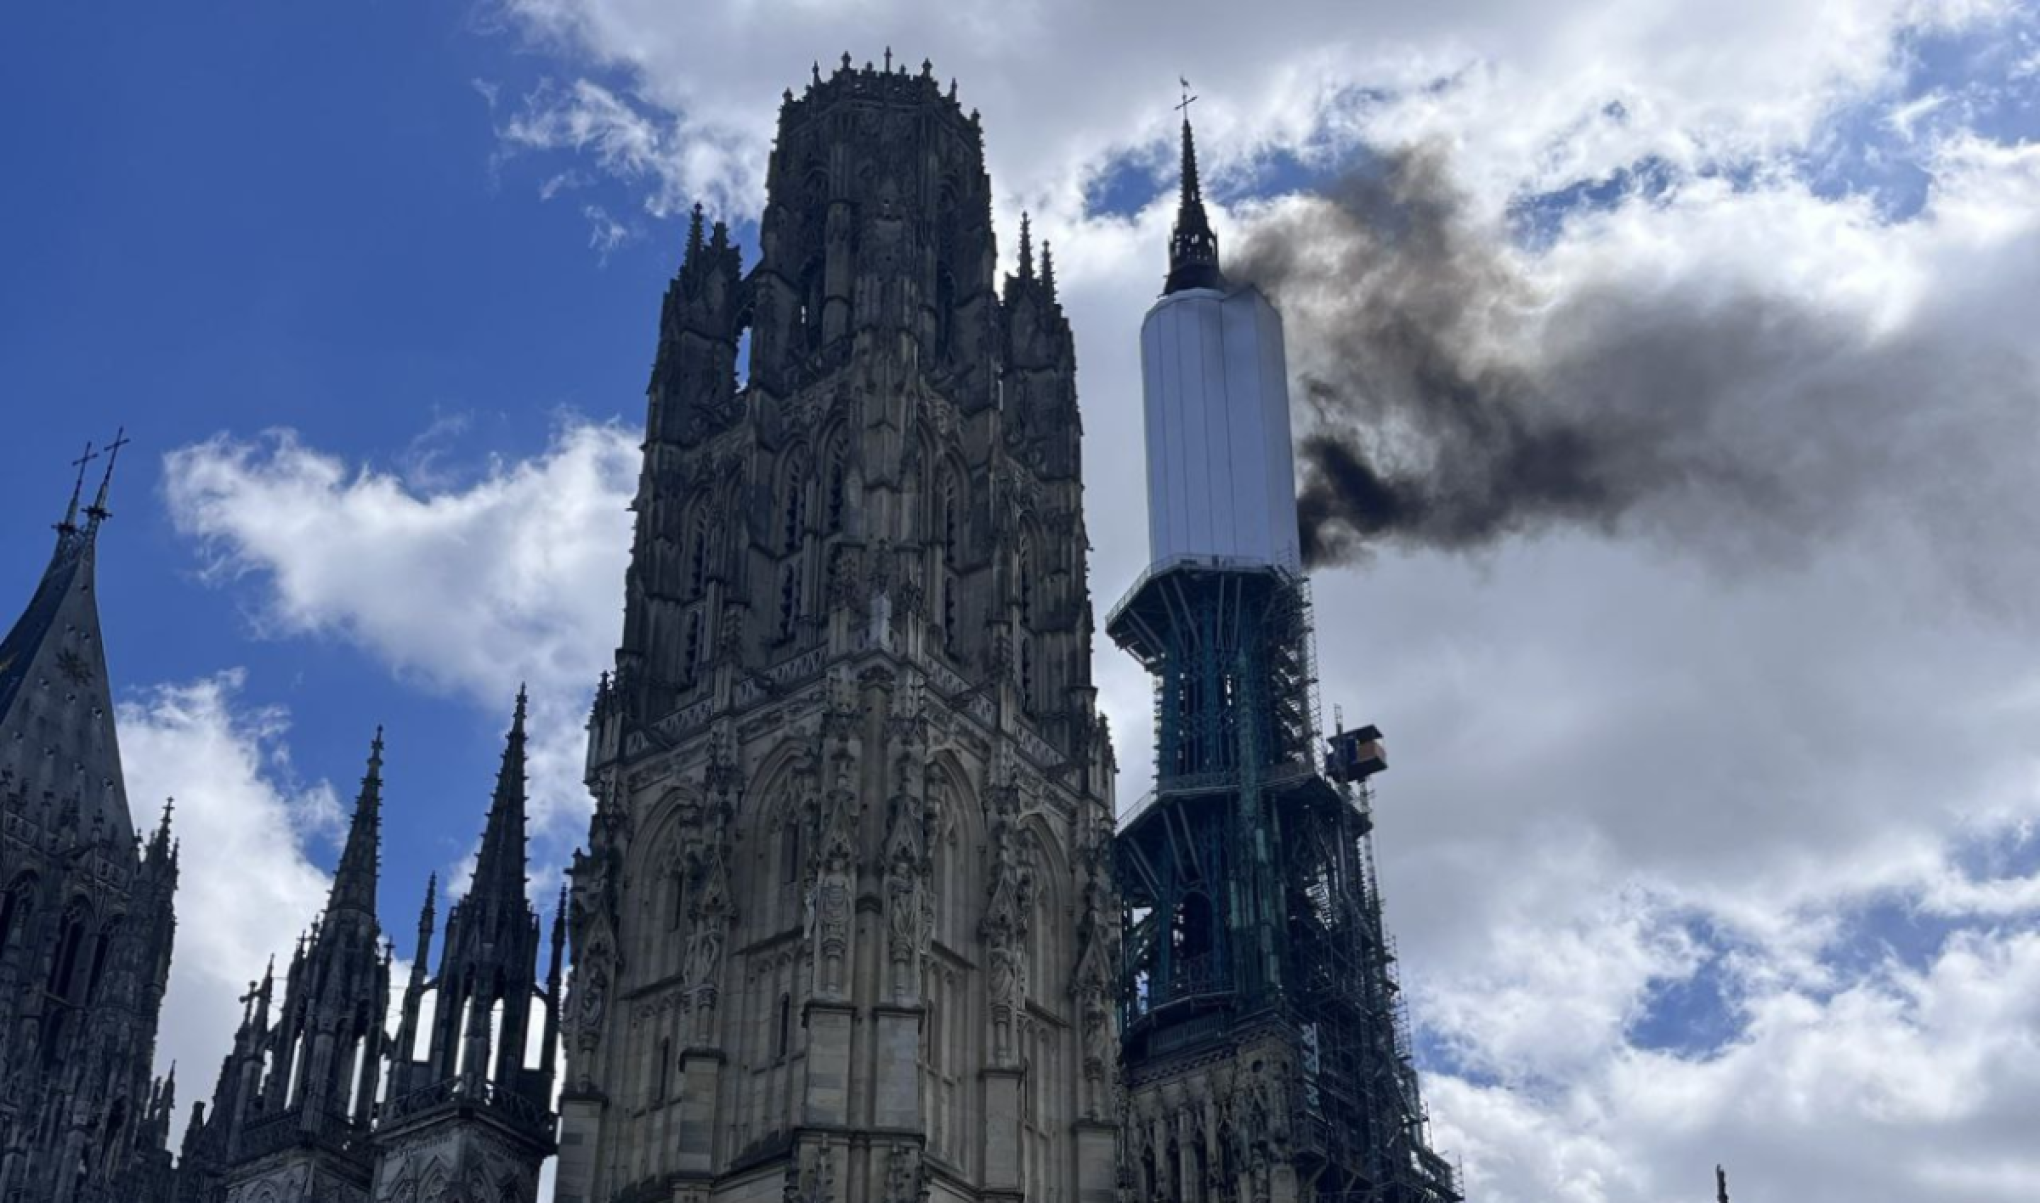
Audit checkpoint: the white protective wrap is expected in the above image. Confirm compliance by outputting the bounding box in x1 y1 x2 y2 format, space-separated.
1138 284 1302 571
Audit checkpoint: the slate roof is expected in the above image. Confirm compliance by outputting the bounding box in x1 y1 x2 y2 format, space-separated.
0 520 135 838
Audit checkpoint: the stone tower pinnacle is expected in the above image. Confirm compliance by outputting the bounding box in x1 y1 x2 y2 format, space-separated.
1165 111 1225 293
329 727 384 917
369 688 558 1203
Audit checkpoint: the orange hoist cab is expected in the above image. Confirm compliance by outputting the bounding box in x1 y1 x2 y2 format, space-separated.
1326 723 1387 784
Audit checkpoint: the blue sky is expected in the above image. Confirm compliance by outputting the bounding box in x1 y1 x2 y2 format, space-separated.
1 2 664 905
5 2 2040 1199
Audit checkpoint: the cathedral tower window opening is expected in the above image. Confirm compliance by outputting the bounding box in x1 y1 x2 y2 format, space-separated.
774 993 792 1060
688 507 711 595
825 442 847 533
779 565 803 640
683 609 703 688
47 898 89 1001
668 860 689 932
85 917 117 1004
780 815 802 886
0 875 30 951
781 452 809 555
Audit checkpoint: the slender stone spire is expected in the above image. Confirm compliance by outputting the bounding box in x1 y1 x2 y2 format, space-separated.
539 885 567 1079
1041 239 1057 300
471 687 531 902
1716 1165 1729 1203
328 726 384 916
684 201 706 265
1018 211 1035 280
412 872 438 977
1164 99 1225 294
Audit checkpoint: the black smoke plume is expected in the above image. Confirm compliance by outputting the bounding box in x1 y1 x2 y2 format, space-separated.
1230 145 2033 574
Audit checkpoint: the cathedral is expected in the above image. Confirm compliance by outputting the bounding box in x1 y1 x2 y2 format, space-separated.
0 456 563 1201
557 53 1118 1203
0 51 1458 1203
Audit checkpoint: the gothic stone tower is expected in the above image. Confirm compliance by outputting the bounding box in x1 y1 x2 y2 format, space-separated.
372 691 563 1203
1108 120 1461 1203
178 697 563 1203
0 447 182 1203
198 732 393 1203
559 54 1120 1203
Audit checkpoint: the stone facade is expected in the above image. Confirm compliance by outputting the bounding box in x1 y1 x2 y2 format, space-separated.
556 55 1119 1203
174 698 563 1203
0 456 181 1203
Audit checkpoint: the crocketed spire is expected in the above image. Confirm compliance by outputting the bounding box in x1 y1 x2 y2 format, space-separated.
1164 114 1225 294
328 727 384 916
470 686 531 903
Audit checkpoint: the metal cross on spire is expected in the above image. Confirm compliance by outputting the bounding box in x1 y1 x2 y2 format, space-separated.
59 440 99 531
1176 76 1198 116
89 426 131 523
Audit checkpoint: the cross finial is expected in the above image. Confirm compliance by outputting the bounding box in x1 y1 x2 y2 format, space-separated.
88 426 131 524
59 440 98 531
1176 76 1198 116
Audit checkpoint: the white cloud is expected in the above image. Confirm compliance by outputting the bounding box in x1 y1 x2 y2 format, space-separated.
118 672 337 1147
162 419 639 853
140 1 2040 1197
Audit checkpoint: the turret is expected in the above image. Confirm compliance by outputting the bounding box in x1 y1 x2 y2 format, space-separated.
1164 115 1224 294
369 693 557 1203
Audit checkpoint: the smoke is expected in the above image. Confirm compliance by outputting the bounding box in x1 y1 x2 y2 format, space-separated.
1232 145 2038 579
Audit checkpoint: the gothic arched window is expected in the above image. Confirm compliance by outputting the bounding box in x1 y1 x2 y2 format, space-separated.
825 444 848 534
779 565 802 641
781 455 808 555
940 475 960 559
780 818 802 886
1016 533 1034 626
1020 636 1035 712
48 900 89 1000
688 508 711 596
775 993 793 1059
683 610 703 688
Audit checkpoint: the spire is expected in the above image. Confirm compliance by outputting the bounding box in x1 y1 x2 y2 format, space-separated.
85 427 129 528
58 441 97 534
471 687 531 903
410 872 438 982
148 797 175 861
1164 84 1225 294
684 202 706 265
539 884 568 1079
328 727 384 916
1041 240 1058 300
2 443 136 839
1716 1165 1729 1203
1018 211 1035 280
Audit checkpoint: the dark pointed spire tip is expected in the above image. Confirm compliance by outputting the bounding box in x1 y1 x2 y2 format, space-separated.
59 439 97 532
88 426 130 523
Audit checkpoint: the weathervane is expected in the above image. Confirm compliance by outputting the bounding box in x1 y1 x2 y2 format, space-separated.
1176 75 1198 117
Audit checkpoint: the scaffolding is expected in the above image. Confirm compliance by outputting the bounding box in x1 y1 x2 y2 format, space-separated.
1109 562 1460 1203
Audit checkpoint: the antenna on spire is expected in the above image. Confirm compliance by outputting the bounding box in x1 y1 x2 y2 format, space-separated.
87 427 130 527
58 440 98 533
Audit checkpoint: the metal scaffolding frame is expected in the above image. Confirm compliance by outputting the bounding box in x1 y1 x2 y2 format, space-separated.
1110 563 1460 1203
